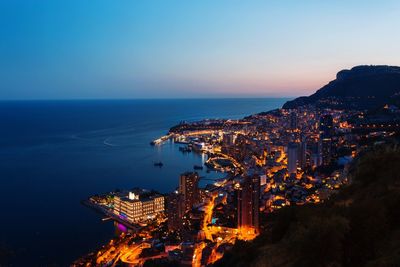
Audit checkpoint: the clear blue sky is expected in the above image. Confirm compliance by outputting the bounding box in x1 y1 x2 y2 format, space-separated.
1 0 399 100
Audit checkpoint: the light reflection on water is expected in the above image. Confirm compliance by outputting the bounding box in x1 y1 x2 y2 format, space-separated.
0 98 288 266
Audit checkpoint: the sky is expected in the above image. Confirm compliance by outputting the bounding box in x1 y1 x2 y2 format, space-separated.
1 0 400 100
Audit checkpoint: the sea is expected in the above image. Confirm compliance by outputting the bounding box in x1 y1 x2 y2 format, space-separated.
0 98 289 266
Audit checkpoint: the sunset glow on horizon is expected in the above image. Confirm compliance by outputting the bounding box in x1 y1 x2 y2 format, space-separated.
1 0 400 99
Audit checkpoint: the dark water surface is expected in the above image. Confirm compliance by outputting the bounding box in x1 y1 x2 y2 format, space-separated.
0 98 288 266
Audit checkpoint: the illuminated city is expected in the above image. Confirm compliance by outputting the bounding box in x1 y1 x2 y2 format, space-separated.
72 89 400 266
1 2 400 266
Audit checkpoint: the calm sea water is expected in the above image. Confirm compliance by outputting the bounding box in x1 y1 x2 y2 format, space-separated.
0 98 288 266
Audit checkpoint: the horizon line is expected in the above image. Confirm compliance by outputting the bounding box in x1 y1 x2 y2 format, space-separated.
0 96 297 102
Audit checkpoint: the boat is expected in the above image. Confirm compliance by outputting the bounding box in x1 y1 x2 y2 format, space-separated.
154 162 163 167
193 165 204 170
179 146 192 153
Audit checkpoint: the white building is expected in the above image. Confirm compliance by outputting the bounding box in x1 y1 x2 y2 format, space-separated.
113 190 164 223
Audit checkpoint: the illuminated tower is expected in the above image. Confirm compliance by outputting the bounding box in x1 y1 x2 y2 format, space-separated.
311 140 322 168
167 191 184 232
237 175 260 231
179 172 200 213
320 137 332 166
287 142 298 175
299 135 307 169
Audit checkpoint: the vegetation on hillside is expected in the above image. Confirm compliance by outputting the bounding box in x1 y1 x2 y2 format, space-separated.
214 144 400 267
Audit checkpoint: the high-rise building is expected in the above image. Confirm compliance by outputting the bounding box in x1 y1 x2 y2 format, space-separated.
287 142 299 175
179 172 200 213
310 140 322 168
113 190 165 223
298 136 307 169
319 114 334 138
222 132 237 146
167 191 184 232
237 175 260 231
290 111 298 130
321 136 332 166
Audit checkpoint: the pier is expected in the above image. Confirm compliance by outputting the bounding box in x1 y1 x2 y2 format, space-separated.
150 134 172 145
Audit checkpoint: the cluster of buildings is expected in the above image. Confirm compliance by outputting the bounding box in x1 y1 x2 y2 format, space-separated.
81 101 400 266
167 172 200 232
167 172 261 235
167 104 374 222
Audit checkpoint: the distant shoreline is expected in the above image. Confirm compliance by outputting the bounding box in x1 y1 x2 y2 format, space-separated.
0 97 294 103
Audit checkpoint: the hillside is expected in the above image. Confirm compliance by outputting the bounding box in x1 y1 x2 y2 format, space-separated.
283 65 400 110
214 144 400 267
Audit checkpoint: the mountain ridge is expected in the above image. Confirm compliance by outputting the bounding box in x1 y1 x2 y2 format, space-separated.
283 65 400 110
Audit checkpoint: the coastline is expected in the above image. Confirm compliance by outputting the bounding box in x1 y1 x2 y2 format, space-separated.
0 98 289 266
